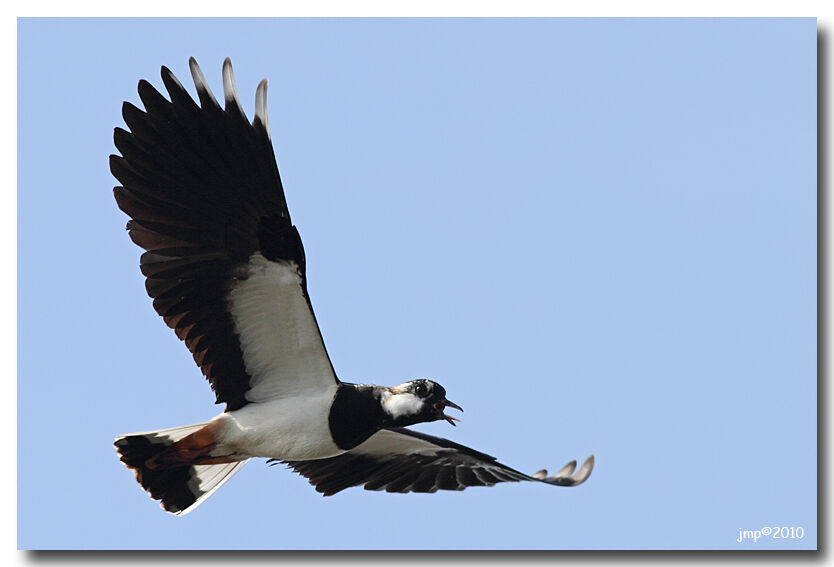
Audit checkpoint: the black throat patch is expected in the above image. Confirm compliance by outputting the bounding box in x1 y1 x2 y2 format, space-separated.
328 384 388 450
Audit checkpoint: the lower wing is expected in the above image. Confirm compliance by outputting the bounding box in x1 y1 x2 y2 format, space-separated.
274 427 594 496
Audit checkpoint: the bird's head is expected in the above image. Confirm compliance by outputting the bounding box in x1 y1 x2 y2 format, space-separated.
379 379 463 427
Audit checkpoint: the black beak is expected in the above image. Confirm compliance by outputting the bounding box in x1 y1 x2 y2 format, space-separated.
438 398 463 426
443 399 463 413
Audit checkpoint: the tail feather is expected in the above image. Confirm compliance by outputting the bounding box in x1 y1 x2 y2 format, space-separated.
115 422 248 515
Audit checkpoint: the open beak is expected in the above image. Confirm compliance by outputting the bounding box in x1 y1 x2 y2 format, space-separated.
437 399 464 426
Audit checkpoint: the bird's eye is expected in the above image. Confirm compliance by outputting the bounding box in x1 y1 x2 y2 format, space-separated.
414 383 428 397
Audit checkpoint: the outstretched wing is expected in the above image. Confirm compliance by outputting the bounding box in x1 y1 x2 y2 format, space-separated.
277 428 594 496
110 58 339 411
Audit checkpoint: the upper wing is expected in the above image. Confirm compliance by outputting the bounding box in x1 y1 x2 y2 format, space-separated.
277 428 594 496
110 58 339 411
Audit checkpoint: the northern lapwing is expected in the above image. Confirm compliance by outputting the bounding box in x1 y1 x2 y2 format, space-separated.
112 58 594 515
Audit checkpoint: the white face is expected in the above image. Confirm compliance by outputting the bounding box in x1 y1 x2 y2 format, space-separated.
380 390 425 420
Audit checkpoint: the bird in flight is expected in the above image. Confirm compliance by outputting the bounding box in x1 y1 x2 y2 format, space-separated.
111 58 594 515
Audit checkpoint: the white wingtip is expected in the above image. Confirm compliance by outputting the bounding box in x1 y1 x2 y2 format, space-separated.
255 78 270 138
189 57 219 107
571 455 594 485
222 57 245 116
554 460 577 478
537 455 594 487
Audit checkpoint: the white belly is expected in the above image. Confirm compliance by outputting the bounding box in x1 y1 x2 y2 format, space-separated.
211 391 343 460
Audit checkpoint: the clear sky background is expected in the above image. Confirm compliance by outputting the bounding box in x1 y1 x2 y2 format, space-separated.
17 18 816 550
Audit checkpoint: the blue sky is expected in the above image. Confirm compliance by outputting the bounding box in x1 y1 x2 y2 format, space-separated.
17 18 816 550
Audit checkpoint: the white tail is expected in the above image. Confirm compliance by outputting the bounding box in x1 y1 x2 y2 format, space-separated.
115 422 249 515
